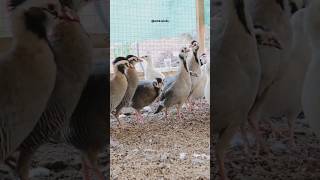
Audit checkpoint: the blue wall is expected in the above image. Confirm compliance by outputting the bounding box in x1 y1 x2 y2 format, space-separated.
111 0 200 43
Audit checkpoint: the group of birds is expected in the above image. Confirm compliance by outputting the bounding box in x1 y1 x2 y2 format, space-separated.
9 0 320 179
110 40 210 127
0 0 108 180
0 0 211 179
213 0 320 179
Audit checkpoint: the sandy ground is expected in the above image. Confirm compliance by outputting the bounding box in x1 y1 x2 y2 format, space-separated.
0 143 108 180
212 115 320 180
110 100 211 179
6 116 317 180
0 100 210 180
2 101 320 180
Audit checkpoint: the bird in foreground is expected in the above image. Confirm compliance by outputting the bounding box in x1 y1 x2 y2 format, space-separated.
257 6 311 146
188 53 209 106
187 40 202 111
0 0 61 162
110 57 130 112
198 53 210 104
212 0 261 179
154 47 192 121
141 55 165 81
113 55 142 127
63 63 107 180
10 3 94 180
162 51 200 94
302 0 320 139
246 0 293 153
131 78 164 123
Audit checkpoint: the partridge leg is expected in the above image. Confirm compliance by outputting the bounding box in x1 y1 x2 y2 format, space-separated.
267 119 291 140
82 159 91 180
240 125 250 154
264 120 278 139
248 117 268 155
287 114 296 147
176 104 184 121
188 99 194 112
112 111 123 128
136 110 144 124
191 101 195 111
16 149 34 180
216 126 237 180
86 153 106 180
134 111 139 122
93 167 106 180
5 155 18 171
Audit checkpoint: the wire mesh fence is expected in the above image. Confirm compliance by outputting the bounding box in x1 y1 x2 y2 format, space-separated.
110 0 210 74
0 0 209 69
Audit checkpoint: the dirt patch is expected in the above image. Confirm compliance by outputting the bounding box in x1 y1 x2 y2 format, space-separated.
0 100 209 180
212 116 320 180
110 100 210 179
0 141 108 180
